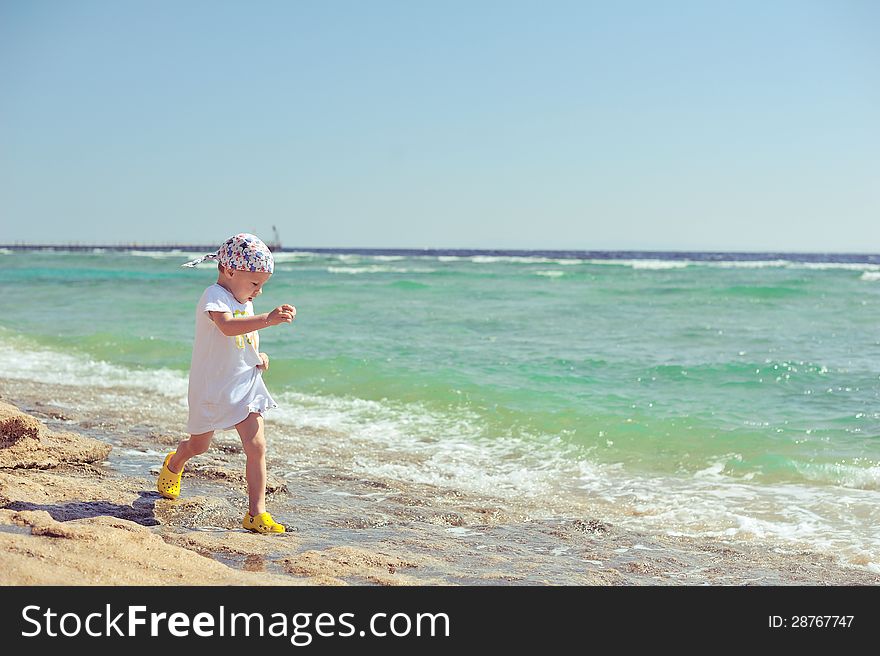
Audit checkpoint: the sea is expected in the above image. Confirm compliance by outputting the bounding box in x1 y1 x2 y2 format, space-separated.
1 247 878 573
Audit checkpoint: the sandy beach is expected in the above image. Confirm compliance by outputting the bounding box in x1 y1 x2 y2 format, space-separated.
1 377 878 586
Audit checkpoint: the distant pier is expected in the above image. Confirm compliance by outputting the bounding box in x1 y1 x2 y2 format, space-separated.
0 243 437 256
0 243 220 252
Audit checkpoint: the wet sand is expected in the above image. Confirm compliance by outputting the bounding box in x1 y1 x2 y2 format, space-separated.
1 378 879 586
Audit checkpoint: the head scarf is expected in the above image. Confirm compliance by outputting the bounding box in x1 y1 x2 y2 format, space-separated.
181 233 275 274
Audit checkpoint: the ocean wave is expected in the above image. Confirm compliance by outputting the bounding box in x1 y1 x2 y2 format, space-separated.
270 390 594 500
436 255 583 266
860 272 880 282
791 461 880 490
702 259 792 269
365 255 880 273
468 255 570 264
677 444 880 493
0 339 188 400
534 270 565 278
327 265 436 275
126 249 199 259
12 249 880 276
583 258 693 269
271 251 326 262
0 333 594 502
629 260 690 270
795 262 880 271
583 258 880 273
1 336 878 572
273 252 364 264
433 255 880 273
579 460 880 570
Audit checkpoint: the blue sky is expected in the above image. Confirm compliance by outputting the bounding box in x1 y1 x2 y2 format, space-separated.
1 1 878 251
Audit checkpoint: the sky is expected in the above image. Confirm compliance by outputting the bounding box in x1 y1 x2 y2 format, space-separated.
1 0 878 252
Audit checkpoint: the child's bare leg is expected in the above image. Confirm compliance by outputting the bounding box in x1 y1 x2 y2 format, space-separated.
235 412 267 516
168 431 213 473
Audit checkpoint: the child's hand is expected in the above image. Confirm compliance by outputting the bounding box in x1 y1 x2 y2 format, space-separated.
267 305 296 326
257 352 269 371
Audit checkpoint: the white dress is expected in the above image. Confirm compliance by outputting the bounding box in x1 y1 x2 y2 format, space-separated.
186 283 277 434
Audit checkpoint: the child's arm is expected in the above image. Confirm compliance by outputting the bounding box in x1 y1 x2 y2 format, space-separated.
210 304 295 337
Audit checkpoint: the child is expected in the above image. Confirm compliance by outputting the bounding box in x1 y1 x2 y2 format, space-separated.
157 233 296 534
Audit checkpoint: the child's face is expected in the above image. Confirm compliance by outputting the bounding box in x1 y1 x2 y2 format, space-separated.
218 265 272 304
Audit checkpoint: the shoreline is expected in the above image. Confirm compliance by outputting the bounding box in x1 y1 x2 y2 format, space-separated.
1 379 879 585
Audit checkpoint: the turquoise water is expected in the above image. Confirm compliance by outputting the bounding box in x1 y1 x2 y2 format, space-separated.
1 248 879 566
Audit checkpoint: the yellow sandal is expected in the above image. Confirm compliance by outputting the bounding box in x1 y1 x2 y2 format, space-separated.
157 452 183 499
243 511 286 534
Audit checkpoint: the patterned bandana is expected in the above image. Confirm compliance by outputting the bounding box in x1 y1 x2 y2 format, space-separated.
181 233 275 274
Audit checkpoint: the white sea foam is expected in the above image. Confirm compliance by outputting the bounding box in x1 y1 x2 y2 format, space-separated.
268 390 581 499
795 262 880 271
578 258 880 274
17 249 880 278
469 255 563 264
272 386 880 569
708 259 792 269
534 270 564 278
791 461 880 490
579 258 686 269
271 251 325 262
0 248 12 255
581 259 691 270
126 249 196 259
442 255 880 274
0 340 188 401
439 255 584 266
327 265 436 275
0 336 586 501
421 254 880 273
577 459 880 570
692 457 734 479
630 260 691 270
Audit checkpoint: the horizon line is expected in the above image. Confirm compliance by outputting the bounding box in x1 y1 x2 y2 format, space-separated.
1 243 879 257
